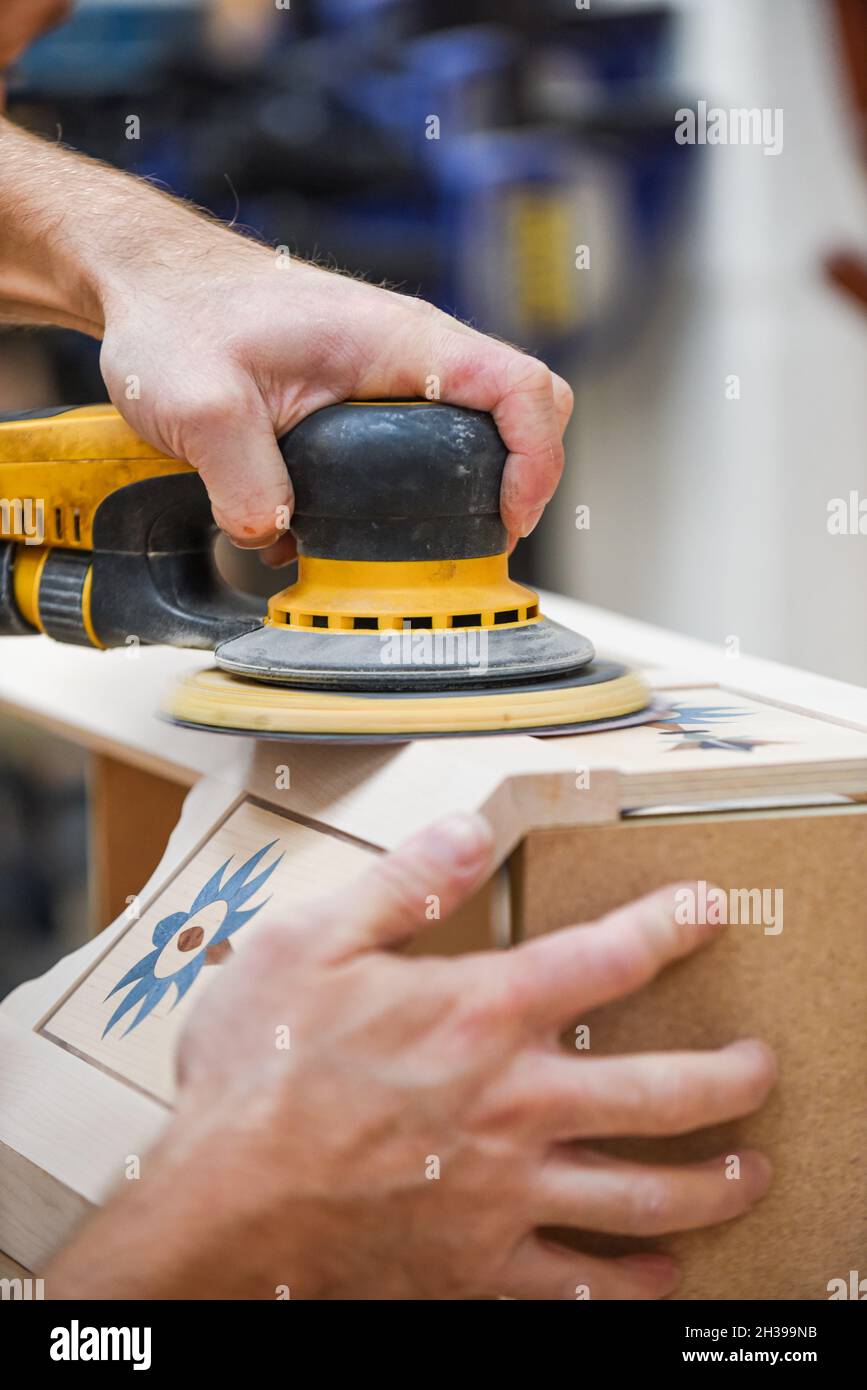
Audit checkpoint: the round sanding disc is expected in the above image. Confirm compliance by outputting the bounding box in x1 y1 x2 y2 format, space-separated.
164 661 651 741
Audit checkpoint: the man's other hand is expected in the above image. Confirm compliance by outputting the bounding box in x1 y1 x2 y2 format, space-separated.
47 813 775 1301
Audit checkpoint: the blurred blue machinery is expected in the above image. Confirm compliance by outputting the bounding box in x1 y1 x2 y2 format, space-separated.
9 0 697 394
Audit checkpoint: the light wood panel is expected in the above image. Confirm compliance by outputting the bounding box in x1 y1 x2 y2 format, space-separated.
2 597 866 1293
48 801 373 1103
0 773 503 1270
3 587 867 792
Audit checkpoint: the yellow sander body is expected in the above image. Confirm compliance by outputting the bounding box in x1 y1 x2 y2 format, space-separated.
0 401 651 741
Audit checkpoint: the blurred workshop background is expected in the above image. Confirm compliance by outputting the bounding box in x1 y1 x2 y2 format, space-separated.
1 0 865 984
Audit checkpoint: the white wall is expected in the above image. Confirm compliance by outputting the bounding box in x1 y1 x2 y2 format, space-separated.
540 0 867 686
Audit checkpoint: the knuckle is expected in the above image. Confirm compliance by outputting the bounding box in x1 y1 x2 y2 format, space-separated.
631 1175 676 1234
599 933 646 996
553 376 575 415
625 910 672 979
170 392 220 436
174 382 249 438
375 856 424 916
411 296 450 330
611 1066 664 1131
504 353 553 396
457 974 524 1041
457 994 503 1040
657 1072 705 1133
471 1087 532 1140
639 890 681 945
544 437 566 482
479 957 535 1026
436 348 490 397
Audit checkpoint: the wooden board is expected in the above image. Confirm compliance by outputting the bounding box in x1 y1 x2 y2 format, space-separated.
0 773 502 1271
3 586 867 795
555 686 867 808
2 596 867 1294
45 800 374 1105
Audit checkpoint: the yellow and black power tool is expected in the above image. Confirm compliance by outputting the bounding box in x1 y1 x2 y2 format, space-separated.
0 405 262 651
0 401 650 742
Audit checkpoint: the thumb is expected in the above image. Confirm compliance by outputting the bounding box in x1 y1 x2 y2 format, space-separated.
320 813 495 958
184 394 294 549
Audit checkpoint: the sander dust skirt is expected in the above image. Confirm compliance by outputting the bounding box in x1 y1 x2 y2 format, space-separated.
212 611 596 690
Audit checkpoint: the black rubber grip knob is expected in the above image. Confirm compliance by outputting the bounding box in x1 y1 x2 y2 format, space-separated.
279 402 507 562
37 549 94 646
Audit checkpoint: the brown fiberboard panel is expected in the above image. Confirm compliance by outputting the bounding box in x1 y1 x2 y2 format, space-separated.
515 806 867 1300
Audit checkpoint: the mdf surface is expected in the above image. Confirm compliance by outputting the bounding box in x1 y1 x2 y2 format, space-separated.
515 805 867 1300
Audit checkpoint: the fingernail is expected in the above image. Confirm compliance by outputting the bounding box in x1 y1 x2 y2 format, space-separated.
427 813 493 868
220 528 282 551
519 505 545 538
744 1150 774 1193
729 1038 778 1080
212 508 282 550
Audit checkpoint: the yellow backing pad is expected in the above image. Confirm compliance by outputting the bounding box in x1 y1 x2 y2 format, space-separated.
166 667 650 737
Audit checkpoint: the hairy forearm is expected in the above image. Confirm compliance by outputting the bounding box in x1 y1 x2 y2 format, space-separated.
0 116 258 337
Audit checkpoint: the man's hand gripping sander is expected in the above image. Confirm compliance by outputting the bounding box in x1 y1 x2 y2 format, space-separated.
0 401 650 741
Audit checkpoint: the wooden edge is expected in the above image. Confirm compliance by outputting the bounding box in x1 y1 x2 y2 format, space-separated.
541 590 867 732
2 778 246 1029
4 747 618 1035
238 735 622 859
0 1016 168 1270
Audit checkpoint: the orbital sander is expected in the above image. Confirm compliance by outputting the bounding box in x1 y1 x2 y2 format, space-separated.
0 401 650 741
